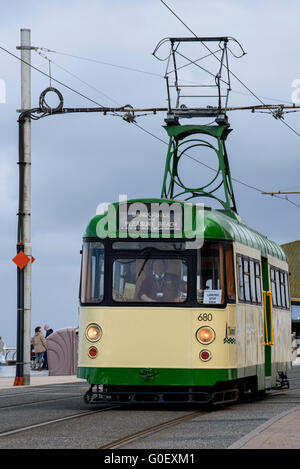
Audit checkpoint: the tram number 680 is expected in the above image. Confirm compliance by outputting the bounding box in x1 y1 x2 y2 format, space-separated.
198 313 213 322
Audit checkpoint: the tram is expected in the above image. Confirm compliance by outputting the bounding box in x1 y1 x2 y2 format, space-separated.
77 196 291 404
77 37 291 404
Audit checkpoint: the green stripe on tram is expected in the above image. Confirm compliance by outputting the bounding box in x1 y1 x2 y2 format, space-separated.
78 366 238 386
78 362 291 387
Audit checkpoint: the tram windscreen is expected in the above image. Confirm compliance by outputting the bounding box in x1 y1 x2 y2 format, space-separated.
80 240 234 305
80 242 104 303
113 258 188 303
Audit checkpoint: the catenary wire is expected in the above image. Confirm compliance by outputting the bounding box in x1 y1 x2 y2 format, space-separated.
1 43 299 210
0 44 122 117
38 47 295 105
133 123 300 209
35 50 122 106
159 0 300 137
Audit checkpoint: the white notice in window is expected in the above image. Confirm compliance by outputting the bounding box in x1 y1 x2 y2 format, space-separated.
203 290 222 304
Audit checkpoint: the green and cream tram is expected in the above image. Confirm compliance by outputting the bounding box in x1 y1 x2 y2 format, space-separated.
77 199 291 404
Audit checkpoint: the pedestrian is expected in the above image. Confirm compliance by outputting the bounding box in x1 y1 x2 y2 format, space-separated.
32 326 46 371
44 325 53 338
43 325 54 370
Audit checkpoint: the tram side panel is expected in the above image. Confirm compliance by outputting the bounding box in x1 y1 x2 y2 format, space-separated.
234 244 265 390
268 255 292 385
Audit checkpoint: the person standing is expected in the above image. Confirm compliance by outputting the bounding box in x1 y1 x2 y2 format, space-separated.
32 327 46 371
43 325 54 369
44 325 53 338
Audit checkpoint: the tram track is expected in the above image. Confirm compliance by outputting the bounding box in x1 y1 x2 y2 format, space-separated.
0 384 89 410
0 377 298 448
99 410 204 449
0 394 84 410
0 404 119 438
97 384 300 449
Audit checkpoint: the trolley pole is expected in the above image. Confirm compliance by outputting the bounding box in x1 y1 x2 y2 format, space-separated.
14 29 32 386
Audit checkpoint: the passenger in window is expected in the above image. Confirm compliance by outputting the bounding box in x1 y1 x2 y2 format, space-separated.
138 260 186 302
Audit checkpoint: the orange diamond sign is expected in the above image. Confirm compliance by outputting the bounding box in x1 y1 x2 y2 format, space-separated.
12 251 31 269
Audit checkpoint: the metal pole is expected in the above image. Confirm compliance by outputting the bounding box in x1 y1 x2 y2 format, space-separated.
14 29 32 386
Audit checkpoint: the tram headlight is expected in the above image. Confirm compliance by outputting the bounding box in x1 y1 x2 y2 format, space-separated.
86 324 102 342
196 326 215 345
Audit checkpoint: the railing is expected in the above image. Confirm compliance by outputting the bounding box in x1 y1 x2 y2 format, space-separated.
0 347 17 364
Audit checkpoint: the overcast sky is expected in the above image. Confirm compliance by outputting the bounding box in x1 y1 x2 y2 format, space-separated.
1 0 300 346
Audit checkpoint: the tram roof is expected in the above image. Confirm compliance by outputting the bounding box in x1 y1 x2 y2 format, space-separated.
84 199 287 261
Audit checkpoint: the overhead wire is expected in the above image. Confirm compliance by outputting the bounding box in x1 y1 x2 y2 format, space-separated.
35 50 122 106
159 0 300 137
1 42 299 210
0 44 122 117
38 47 163 78
37 47 294 105
133 122 300 209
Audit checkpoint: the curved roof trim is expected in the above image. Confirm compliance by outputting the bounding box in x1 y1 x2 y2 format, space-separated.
83 199 287 261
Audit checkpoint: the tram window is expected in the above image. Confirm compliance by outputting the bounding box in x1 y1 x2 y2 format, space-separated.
285 273 290 307
197 243 224 304
225 245 235 301
237 255 262 304
249 260 256 302
271 268 277 306
275 270 281 306
80 242 104 304
280 272 285 308
237 256 244 300
243 259 251 302
112 258 188 303
270 266 290 309
255 263 262 303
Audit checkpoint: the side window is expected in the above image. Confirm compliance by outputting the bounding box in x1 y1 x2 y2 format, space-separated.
280 272 286 308
249 260 256 302
80 242 105 304
237 255 262 304
270 266 290 310
243 259 251 302
225 245 236 301
255 262 262 303
275 270 281 307
237 256 244 300
285 273 290 308
270 268 277 306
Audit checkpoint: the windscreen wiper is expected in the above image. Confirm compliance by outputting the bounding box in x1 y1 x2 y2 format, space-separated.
137 247 154 280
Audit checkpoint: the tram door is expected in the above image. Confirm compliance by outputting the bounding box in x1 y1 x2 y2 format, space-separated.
261 257 273 379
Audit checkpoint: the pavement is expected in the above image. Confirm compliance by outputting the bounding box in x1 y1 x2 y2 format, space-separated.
0 360 299 449
0 363 85 388
0 374 85 389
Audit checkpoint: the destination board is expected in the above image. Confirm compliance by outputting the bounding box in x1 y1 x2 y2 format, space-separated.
118 202 183 235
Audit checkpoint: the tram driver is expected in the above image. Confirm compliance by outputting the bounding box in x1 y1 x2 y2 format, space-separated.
138 259 186 302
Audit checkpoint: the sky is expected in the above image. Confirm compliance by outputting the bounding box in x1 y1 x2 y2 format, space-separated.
0 0 300 347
